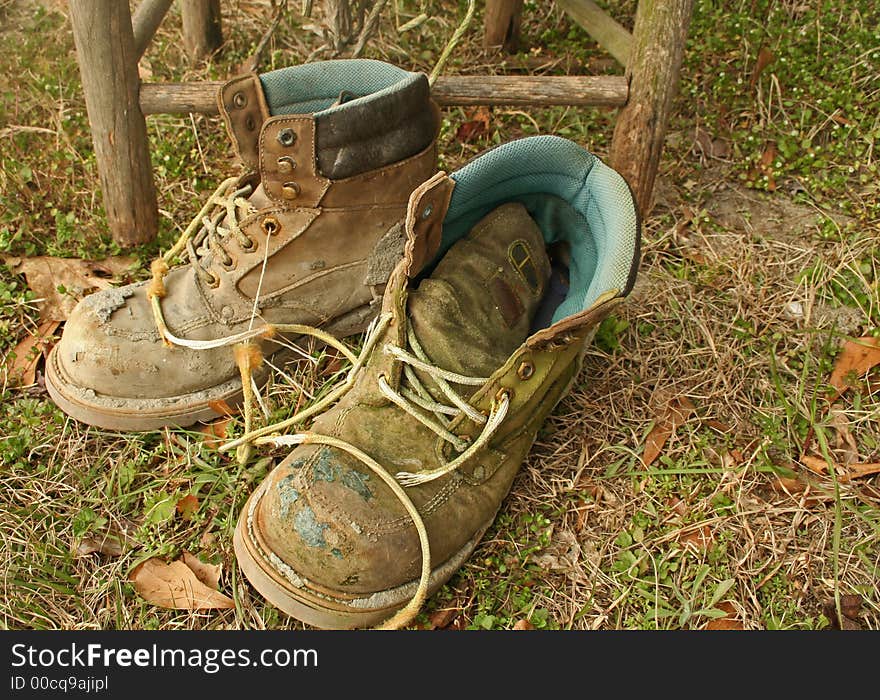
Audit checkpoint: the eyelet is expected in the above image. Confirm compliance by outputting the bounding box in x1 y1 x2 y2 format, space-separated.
261 216 281 236
281 182 301 200
205 272 220 288
220 257 235 271
232 91 247 108
245 115 256 131
495 387 513 403
240 237 257 253
277 156 296 174
277 128 297 147
421 204 433 219
517 361 535 380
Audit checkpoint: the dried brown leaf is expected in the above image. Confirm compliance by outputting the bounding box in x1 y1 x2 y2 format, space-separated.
843 462 880 481
680 524 713 550
176 494 199 521
2 254 136 321
129 556 234 610
642 396 696 467
5 320 59 386
513 620 536 630
455 106 491 143
197 418 231 448
208 399 237 417
750 46 775 87
705 601 744 630
76 535 124 558
427 607 458 630
829 336 880 397
800 453 833 475
181 551 222 590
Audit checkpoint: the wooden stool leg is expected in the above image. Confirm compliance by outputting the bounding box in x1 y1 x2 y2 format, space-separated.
69 0 158 247
610 0 695 218
484 0 524 53
181 0 224 60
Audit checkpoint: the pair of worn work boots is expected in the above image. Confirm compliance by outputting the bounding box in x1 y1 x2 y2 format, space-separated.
46 60 640 629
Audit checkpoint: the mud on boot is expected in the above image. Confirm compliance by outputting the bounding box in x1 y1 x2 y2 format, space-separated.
232 135 641 629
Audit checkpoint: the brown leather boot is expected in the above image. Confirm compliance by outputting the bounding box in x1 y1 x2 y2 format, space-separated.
46 60 440 431
231 135 640 629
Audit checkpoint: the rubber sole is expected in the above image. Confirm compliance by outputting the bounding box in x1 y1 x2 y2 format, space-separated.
233 476 492 629
45 303 376 431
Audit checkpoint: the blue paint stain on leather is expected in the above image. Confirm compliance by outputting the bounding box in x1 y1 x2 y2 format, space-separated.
311 447 373 500
277 474 300 520
294 506 328 548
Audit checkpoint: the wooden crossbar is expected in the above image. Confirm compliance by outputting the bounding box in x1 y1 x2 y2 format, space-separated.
139 75 629 115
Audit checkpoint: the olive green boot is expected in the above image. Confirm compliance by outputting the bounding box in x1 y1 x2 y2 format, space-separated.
232 135 640 629
46 59 439 430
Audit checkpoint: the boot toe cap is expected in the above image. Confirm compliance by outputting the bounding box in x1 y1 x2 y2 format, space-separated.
251 444 423 596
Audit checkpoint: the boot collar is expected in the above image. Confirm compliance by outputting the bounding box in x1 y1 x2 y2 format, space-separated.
218 60 438 183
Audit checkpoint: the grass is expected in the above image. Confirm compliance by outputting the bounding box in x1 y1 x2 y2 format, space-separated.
1 0 879 631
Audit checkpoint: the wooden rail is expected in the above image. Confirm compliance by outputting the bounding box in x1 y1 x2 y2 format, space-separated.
140 74 629 115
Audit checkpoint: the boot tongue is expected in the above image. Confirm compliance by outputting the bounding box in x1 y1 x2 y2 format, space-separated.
406 202 551 399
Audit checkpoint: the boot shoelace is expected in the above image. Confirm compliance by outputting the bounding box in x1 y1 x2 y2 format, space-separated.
147 176 256 342
217 311 511 630
145 183 512 628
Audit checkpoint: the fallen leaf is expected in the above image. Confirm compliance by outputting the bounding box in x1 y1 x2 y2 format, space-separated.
829 335 880 398
455 106 491 143
4 320 60 386
76 535 124 558
129 556 234 610
197 418 231 448
513 620 535 630
2 254 136 321
750 46 775 87
642 395 696 467
176 493 199 521
825 595 863 630
800 454 880 483
846 462 880 480
208 399 237 417
828 404 859 464
800 453 832 476
705 601 744 630
680 524 713 550
181 551 222 590
428 607 458 630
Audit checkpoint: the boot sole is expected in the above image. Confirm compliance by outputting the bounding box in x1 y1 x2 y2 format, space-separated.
234 475 493 629
45 303 376 431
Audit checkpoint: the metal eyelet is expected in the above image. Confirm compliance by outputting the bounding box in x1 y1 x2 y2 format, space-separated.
245 115 256 131
205 272 220 288
281 182 301 200
220 257 235 271
517 361 535 380
261 216 281 236
232 91 247 108
277 156 296 174
421 204 433 219
277 128 297 146
495 387 513 403
240 237 257 253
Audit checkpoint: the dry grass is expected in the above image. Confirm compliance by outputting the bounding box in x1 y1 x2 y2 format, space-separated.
1 0 878 631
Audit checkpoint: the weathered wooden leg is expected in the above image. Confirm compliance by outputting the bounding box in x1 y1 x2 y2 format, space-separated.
609 0 694 218
132 0 175 59
69 0 158 247
555 0 632 67
484 0 523 53
181 0 223 60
